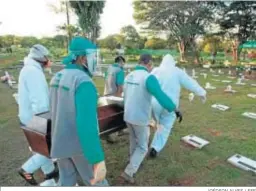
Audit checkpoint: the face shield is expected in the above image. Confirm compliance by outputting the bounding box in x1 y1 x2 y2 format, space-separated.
84 48 98 76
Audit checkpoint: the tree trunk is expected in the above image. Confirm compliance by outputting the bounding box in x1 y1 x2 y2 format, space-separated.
177 41 186 62
232 40 239 63
65 2 71 43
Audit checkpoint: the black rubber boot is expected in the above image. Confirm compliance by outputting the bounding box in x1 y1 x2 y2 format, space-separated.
149 148 158 158
44 168 59 180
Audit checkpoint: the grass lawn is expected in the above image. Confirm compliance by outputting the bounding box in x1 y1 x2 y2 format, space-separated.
0 55 256 186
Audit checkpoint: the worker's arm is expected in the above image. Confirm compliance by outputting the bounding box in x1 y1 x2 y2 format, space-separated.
178 69 206 96
115 70 125 97
26 70 49 115
146 75 176 112
75 82 105 164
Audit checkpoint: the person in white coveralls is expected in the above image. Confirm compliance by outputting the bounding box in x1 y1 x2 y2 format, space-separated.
17 44 58 186
149 54 207 158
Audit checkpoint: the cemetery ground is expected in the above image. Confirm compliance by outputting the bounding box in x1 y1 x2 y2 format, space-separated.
0 56 256 186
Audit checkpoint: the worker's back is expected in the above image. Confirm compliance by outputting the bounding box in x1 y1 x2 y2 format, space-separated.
124 66 152 126
49 66 92 159
104 64 123 95
18 57 49 125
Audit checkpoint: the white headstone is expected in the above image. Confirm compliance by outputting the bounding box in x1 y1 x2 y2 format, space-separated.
252 84 256 87
203 73 207 79
211 104 230 111
227 154 256 173
205 82 211 89
228 70 232 75
212 79 220 82
242 112 256 120
236 78 246 85
183 68 187 73
222 80 232 83
224 85 236 93
212 74 219 77
189 93 194 102
247 94 256 99
227 85 232 91
192 69 196 77
205 82 216 89
218 69 221 74
13 93 18 104
181 135 209 149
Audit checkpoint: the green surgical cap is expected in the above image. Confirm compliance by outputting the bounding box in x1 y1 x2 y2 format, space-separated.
62 36 97 65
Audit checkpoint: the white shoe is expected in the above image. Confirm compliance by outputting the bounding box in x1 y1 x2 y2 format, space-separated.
40 179 57 186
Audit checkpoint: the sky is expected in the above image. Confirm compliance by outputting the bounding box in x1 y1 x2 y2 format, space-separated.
0 0 136 38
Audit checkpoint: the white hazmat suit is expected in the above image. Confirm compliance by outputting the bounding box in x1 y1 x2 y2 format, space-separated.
150 54 206 154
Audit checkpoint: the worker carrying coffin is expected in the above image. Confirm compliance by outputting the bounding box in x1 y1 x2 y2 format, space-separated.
49 36 109 186
120 54 182 184
103 55 126 143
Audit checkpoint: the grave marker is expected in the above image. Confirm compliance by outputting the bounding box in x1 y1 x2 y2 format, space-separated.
189 93 194 102
181 135 209 149
211 104 230 111
222 80 232 83
247 94 256 99
224 85 236 93
242 112 256 120
205 82 216 89
227 154 256 173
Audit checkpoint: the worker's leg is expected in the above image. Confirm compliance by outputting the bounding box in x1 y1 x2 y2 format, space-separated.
57 158 77 186
150 112 176 153
124 124 150 178
22 153 55 174
72 155 109 186
127 123 136 157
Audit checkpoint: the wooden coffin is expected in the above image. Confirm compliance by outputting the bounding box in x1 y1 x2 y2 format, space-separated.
21 104 125 157
21 112 51 157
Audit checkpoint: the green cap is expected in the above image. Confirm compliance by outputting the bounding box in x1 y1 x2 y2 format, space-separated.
62 36 97 65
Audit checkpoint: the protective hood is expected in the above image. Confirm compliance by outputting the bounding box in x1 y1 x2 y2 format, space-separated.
27 44 49 62
63 36 98 76
159 54 176 70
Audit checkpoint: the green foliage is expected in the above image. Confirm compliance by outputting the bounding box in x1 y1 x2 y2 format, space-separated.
121 25 142 49
49 47 67 59
0 35 67 49
69 1 105 41
133 1 225 63
144 38 167 49
97 34 124 50
219 1 256 45
200 35 224 53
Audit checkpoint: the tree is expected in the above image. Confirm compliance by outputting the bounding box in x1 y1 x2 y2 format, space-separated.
97 35 118 50
200 35 223 53
121 25 141 49
133 1 223 63
219 1 256 62
20 36 39 48
69 1 105 42
49 1 73 44
97 34 125 50
144 38 166 49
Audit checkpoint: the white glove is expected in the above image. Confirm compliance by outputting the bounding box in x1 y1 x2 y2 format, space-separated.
200 95 207 104
90 161 107 185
